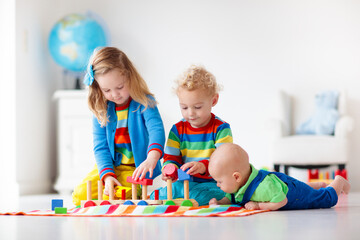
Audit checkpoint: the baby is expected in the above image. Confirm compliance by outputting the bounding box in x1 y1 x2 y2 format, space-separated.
209 143 350 210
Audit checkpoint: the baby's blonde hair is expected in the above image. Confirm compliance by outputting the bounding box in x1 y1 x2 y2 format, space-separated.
175 65 221 96
87 47 155 127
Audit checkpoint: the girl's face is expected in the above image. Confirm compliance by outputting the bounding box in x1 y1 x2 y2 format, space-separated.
177 88 218 128
96 69 131 107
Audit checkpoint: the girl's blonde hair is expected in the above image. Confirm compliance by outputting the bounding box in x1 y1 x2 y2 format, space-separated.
87 47 155 126
175 65 221 96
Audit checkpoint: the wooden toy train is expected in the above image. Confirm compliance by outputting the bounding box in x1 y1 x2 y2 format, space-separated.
81 164 198 208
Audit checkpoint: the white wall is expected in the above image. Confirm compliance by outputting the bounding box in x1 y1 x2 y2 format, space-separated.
0 0 19 211
13 0 360 194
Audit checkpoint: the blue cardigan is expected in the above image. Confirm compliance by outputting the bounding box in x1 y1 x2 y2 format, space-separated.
92 98 165 181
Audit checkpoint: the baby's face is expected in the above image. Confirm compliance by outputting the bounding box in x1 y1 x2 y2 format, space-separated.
177 88 217 128
209 165 241 194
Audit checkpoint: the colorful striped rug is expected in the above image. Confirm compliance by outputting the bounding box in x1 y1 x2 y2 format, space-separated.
1 205 269 217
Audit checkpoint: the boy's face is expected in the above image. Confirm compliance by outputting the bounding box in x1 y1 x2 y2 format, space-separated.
177 88 218 128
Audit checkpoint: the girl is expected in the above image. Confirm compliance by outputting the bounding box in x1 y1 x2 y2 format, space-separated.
72 47 165 206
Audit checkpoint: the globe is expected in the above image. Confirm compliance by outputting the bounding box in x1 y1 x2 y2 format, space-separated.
48 13 108 73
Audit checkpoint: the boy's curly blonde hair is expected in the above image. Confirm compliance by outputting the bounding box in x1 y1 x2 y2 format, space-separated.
175 65 221 96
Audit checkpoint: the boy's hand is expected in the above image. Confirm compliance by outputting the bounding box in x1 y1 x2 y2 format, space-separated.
181 161 206 175
161 164 178 182
103 176 121 196
244 201 260 210
132 150 161 180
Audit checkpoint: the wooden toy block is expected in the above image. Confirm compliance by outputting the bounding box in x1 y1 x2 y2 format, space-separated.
184 180 189 200
81 200 126 208
126 176 153 185
335 169 347 179
122 199 163 206
309 179 333 184
83 200 97 208
308 169 319 181
167 179 173 200
132 183 137 200
163 199 198 207
55 207 67 214
163 164 178 179
124 200 135 205
98 181 103 200
181 200 193 207
109 179 115 200
177 169 193 181
51 199 63 211
87 180 92 200
121 189 126 200
114 186 132 199
137 200 148 206
164 200 176 206
154 189 159 200
100 201 111 206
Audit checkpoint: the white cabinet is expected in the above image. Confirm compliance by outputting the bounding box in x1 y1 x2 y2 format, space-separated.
53 90 95 195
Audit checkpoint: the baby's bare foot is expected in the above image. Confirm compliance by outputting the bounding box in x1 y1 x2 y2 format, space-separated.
336 175 351 194
330 175 351 195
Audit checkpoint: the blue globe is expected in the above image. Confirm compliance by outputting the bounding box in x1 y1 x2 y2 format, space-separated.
48 13 108 72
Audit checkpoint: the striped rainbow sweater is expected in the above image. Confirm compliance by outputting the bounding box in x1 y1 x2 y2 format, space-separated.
163 113 233 181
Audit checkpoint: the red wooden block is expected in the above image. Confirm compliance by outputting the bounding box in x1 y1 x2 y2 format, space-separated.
84 200 97 208
126 176 153 185
335 169 347 179
308 169 319 181
100 201 111 206
121 189 126 200
163 164 178 179
154 189 159 200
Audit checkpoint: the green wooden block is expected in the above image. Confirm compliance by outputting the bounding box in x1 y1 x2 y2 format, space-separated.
55 207 67 214
164 200 176 206
180 200 193 207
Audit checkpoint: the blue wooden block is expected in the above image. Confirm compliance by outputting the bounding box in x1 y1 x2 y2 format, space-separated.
123 200 135 205
137 200 148 206
177 169 193 181
51 199 63 211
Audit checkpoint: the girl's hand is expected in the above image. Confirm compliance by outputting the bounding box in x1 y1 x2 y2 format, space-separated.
103 176 121 196
132 150 161 180
180 161 206 176
244 201 260 210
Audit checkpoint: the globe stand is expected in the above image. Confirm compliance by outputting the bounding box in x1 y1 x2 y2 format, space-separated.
75 77 81 90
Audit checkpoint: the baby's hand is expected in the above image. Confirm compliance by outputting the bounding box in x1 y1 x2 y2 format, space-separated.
181 162 206 175
209 198 218 205
103 176 121 196
244 201 260 210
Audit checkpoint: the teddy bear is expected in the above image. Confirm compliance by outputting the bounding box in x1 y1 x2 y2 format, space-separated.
296 90 340 135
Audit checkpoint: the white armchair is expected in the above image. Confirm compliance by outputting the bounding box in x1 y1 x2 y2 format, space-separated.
269 90 354 175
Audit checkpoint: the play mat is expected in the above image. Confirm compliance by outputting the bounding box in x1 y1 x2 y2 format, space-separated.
1 204 269 217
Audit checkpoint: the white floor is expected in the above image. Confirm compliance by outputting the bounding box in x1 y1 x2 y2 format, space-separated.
0 192 360 240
